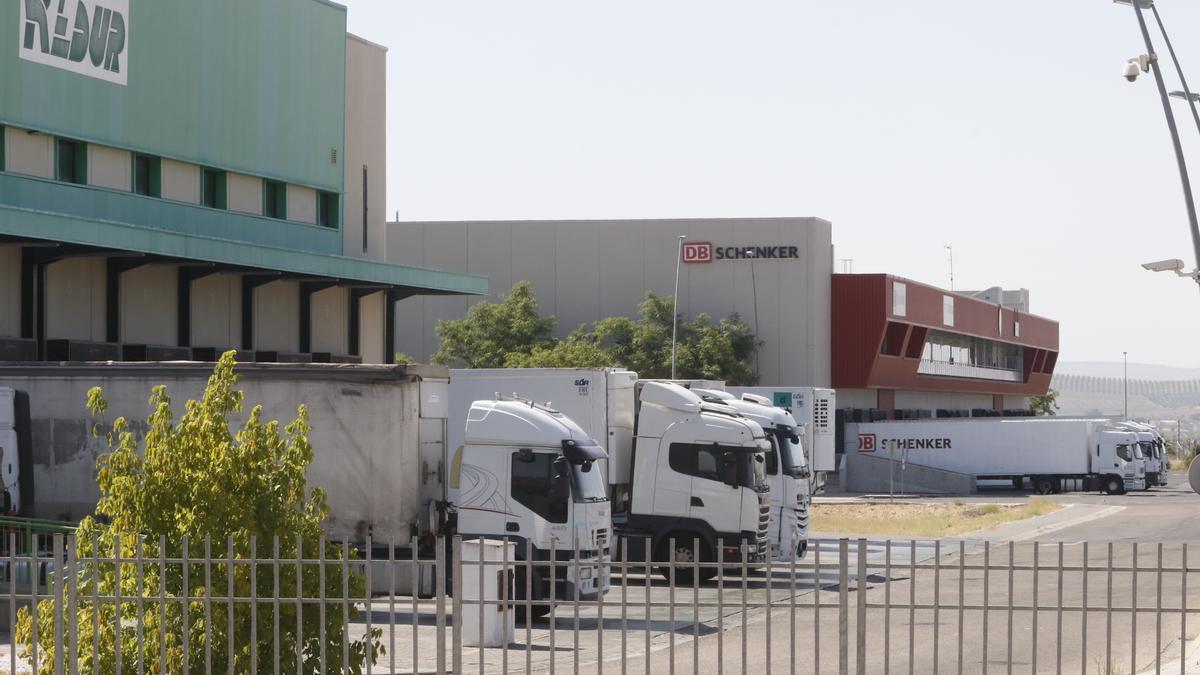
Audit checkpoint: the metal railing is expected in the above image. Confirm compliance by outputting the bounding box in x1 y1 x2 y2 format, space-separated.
2 534 1199 674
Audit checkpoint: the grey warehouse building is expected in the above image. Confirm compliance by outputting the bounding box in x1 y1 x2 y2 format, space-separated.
387 218 833 386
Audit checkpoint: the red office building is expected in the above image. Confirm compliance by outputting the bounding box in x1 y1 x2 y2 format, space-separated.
832 274 1059 420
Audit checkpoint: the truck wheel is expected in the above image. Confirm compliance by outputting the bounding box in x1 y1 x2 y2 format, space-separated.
1033 477 1055 495
1104 476 1125 495
656 536 715 585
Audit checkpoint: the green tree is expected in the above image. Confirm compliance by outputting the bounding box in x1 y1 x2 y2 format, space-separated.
505 327 615 368
433 281 555 367
1030 388 1060 416
17 352 382 674
434 282 760 384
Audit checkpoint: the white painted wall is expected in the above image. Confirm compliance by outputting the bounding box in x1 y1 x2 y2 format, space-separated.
359 291 385 364
0 249 19 338
4 127 53 179
87 145 131 192
345 36 388 260
287 185 317 225
190 274 241 349
120 266 177 345
836 389 880 411
254 281 299 353
227 173 262 215
161 159 200 204
388 217 834 386
311 287 348 355
45 259 105 342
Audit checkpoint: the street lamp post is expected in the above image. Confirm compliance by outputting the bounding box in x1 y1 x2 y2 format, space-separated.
1124 351 1129 420
1148 3 1200 140
671 235 686 380
1116 0 1200 286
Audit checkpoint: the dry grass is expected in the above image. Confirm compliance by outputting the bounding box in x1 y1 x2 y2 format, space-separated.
1169 457 1192 472
810 498 1063 537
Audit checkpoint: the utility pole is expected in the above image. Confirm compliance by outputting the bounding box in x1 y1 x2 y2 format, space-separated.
1124 351 1129 420
945 245 955 291
671 235 685 380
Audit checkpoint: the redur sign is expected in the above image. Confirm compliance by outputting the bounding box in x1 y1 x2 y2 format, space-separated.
20 0 129 86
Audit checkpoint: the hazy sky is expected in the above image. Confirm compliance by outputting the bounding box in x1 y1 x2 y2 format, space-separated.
341 0 1200 368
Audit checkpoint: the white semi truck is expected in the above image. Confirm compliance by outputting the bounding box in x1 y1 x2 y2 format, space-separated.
1117 421 1168 488
449 368 773 583
693 389 810 560
844 418 1146 494
0 362 611 609
728 386 837 480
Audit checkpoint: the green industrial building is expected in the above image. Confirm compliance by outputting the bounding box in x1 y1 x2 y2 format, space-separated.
1 0 486 364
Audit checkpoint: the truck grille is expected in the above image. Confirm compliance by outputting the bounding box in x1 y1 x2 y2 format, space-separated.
796 502 809 531
757 493 771 551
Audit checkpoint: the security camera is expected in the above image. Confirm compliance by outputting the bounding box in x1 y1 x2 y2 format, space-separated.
1124 61 1142 82
1141 258 1186 272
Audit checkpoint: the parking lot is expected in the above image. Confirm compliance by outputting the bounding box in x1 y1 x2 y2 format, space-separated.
325 473 1200 673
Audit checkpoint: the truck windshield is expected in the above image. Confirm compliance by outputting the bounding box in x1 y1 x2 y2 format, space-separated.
1116 445 1133 462
1140 442 1155 460
569 461 608 502
776 426 808 477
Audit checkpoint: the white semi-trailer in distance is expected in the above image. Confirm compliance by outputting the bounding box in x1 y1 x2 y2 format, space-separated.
844 418 1146 494
449 368 773 583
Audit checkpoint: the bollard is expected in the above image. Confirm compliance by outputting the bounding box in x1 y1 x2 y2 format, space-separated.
461 539 515 648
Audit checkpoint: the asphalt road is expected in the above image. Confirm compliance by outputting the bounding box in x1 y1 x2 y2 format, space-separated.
537 471 1200 674
332 474 1200 673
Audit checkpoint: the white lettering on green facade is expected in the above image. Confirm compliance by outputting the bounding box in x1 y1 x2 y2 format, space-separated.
20 0 128 85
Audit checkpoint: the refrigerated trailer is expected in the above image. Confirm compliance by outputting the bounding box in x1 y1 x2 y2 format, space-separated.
844 418 1146 494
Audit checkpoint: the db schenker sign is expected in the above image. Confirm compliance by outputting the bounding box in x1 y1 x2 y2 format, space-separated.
682 242 801 264
20 0 129 86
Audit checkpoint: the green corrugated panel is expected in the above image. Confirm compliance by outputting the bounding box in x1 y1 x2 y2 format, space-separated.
2 0 347 193
0 205 489 296
2 172 341 254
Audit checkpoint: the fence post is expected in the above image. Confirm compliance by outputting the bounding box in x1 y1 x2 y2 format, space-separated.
856 538 867 675
435 537 446 675
452 536 463 675
839 538 849 675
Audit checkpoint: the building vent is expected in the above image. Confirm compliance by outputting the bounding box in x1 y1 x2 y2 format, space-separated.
330 148 338 165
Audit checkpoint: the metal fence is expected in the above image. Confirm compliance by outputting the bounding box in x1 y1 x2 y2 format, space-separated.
2 533 1200 674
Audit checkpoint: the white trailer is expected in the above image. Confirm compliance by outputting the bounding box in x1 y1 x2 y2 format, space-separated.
844 418 1146 494
0 362 612 608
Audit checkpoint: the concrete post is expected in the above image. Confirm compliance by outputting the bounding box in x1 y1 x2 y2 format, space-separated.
461 539 515 648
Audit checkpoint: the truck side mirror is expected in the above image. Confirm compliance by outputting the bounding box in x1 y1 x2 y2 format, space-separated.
720 452 738 487
551 457 571 499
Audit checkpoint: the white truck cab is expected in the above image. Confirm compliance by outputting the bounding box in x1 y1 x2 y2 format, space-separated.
620 382 772 582
1101 429 1146 493
692 389 810 561
1117 422 1168 488
452 399 612 608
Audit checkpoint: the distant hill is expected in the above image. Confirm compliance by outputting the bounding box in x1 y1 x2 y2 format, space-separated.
1056 361 1200 381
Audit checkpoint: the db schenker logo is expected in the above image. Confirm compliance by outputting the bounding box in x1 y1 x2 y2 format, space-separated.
681 242 713 264
858 434 876 453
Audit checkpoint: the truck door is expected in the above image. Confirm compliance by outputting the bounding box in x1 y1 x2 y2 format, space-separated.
666 443 743 536
505 450 571 550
